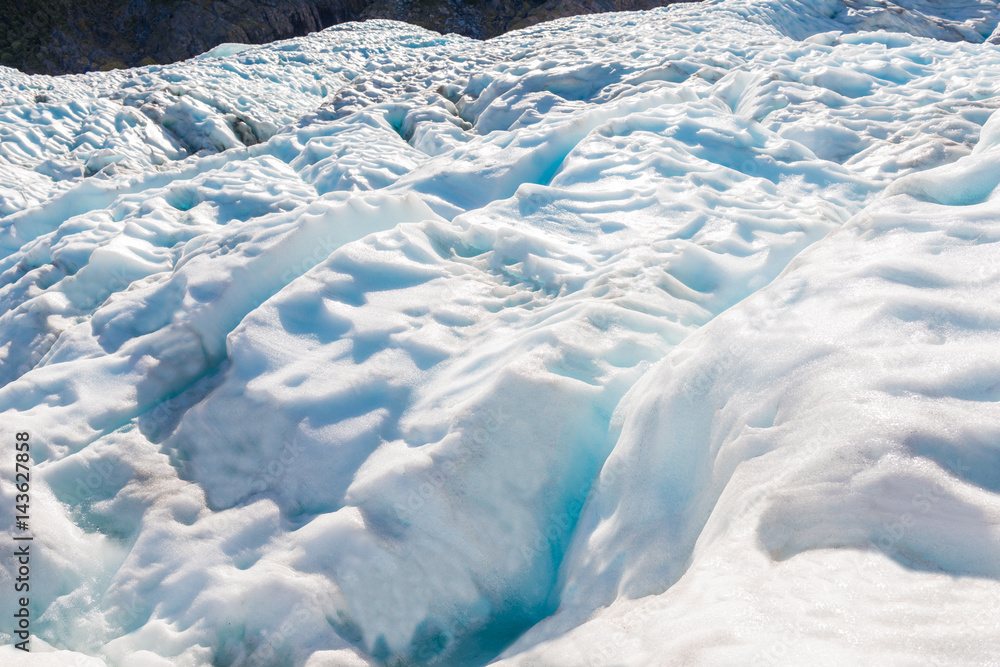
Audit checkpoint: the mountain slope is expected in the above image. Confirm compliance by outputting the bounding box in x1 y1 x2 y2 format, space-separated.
0 0 697 75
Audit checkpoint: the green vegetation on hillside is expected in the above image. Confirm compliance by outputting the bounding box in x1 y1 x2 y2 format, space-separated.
0 0 696 75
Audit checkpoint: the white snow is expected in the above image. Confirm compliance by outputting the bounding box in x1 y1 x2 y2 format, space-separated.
1 0 999 665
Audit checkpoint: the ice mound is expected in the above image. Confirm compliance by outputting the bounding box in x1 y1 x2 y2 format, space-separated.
1 0 999 665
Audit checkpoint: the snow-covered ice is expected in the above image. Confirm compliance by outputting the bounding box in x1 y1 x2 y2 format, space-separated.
1 0 1000 664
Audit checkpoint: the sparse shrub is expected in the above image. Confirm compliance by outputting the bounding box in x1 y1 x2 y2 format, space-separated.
99 59 127 71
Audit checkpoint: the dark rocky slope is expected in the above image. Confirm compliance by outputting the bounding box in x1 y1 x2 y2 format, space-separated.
1 0 697 75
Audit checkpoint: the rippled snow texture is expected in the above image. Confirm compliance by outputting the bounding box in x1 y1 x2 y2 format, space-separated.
2 0 1000 665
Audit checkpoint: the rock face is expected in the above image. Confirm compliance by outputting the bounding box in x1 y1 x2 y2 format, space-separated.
0 0 697 75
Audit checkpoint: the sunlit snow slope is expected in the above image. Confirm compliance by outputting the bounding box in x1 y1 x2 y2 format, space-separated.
2 0 1000 664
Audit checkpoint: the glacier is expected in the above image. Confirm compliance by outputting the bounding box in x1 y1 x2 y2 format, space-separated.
1 0 1000 664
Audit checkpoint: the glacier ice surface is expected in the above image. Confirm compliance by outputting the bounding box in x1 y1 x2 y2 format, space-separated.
1 0 1000 665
